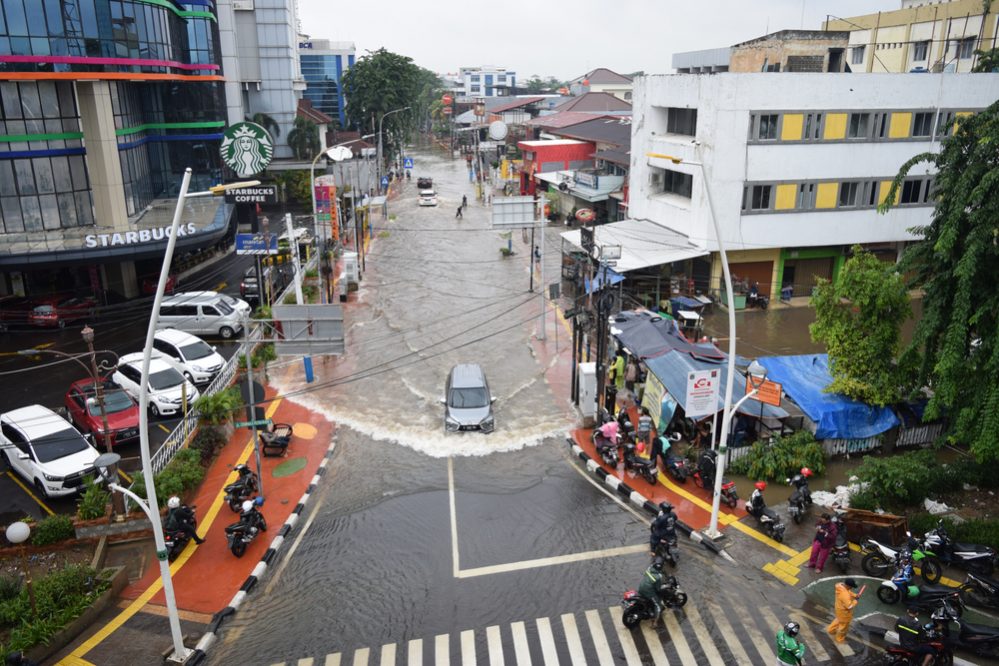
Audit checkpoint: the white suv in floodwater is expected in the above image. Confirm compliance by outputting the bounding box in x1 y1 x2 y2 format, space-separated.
0 405 100 497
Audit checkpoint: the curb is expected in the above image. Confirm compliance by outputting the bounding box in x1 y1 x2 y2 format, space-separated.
186 439 337 665
566 438 726 557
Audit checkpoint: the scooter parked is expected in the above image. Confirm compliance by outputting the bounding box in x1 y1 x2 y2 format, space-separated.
746 481 786 543
932 598 999 658
225 497 267 558
692 448 739 508
861 533 943 584
224 463 259 512
830 511 852 574
664 451 689 483
786 468 814 524
878 556 964 612
959 570 999 609
623 441 659 485
923 519 998 576
592 420 620 468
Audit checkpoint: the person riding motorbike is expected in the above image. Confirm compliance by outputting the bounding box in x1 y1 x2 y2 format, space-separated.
165 496 203 544
749 480 768 514
698 448 717 485
650 501 678 552
776 621 806 666
637 558 670 627
895 607 937 666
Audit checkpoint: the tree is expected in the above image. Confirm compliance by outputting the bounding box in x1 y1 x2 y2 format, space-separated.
246 112 280 138
286 116 319 160
878 100 999 462
973 48 999 72
810 245 911 406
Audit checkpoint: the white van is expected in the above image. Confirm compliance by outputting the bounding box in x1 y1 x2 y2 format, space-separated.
158 292 245 339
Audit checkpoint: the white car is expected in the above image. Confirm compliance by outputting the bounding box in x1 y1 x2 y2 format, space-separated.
152 329 225 385
113 352 200 417
0 405 100 497
418 189 438 206
169 291 251 319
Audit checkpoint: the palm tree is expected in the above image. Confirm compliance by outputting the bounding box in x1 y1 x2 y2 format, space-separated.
245 112 280 138
286 116 320 160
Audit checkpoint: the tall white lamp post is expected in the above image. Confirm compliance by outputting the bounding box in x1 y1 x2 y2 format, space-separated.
377 106 410 191
131 169 259 663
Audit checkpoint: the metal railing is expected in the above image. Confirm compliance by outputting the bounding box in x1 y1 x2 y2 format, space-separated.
821 435 883 456
895 421 945 449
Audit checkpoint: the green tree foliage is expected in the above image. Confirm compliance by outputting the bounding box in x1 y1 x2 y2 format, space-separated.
973 48 999 72
245 112 280 138
286 116 320 160
809 245 910 406
727 431 826 481
272 169 312 208
878 101 999 462
524 76 564 93
340 49 437 155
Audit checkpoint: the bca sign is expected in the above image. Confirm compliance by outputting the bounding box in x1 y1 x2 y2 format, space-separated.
684 369 720 418
220 122 274 177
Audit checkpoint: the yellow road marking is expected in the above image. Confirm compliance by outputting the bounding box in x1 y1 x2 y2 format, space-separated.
57 656 95 666
5 470 55 515
59 397 284 663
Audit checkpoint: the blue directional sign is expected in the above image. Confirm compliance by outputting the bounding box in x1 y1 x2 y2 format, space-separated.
381 176 389 188
235 233 279 255
403 157 414 169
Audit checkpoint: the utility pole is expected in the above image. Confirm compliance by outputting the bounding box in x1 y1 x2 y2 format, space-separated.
537 195 546 341
242 314 264 495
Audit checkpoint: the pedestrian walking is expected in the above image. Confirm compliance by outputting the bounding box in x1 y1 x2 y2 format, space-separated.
806 513 837 573
455 205 463 219
625 356 639 391
611 350 626 391
637 407 653 448
826 577 860 643
462 194 468 209
775 621 806 665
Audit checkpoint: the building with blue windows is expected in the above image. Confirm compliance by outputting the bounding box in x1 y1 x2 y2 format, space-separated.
0 0 232 300
458 66 515 98
298 39 354 127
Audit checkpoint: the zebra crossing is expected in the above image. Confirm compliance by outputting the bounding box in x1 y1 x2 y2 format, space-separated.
268 590 868 666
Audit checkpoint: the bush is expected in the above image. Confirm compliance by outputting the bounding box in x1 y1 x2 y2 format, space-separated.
727 431 826 481
854 449 941 511
191 425 228 464
0 576 21 603
251 305 272 320
30 514 75 546
128 448 205 508
195 387 241 425
906 513 999 552
305 268 318 279
76 478 110 520
0 565 111 655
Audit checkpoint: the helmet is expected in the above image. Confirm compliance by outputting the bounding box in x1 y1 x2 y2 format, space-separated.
800 467 814 477
659 501 674 514
783 621 800 637
241 500 254 513
167 496 180 509
754 481 768 491
650 557 664 572
636 442 646 454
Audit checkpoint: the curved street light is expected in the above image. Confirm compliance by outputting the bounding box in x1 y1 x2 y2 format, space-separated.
377 106 411 192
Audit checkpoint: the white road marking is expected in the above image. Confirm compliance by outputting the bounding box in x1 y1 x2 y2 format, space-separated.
560 613 587 666
639 622 671 665
535 617 560 666
324 653 340 666
407 639 423 666
486 625 504 666
456 544 648 578
608 606 642 666
585 609 614 666
448 457 460 577
510 621 532 666
705 599 757 665
460 630 476 666
435 634 449 666
352 647 370 666
682 604 725 665
662 612 698 666
380 643 396 666
788 610 831 661
296 659 313 666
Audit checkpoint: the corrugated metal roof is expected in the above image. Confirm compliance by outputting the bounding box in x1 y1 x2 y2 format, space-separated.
553 92 631 113
594 148 630 165
571 68 634 84
557 117 632 146
486 96 546 113
524 111 605 129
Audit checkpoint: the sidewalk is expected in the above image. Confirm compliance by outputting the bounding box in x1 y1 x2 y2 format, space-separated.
52 385 333 665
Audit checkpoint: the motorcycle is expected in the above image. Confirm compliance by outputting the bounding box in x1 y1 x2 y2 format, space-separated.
878 562 964 612
692 449 739 508
884 618 953 666
225 497 267 558
164 505 197 562
923 520 998 576
862 534 943 584
653 535 679 567
623 441 659 485
830 512 852 574
592 421 620 468
746 291 769 310
620 571 688 628
224 464 259 512
663 451 689 483
932 598 999 658
959 570 999 609
745 482 786 543
786 469 813 524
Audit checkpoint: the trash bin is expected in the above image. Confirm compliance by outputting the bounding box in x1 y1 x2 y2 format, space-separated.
844 509 908 546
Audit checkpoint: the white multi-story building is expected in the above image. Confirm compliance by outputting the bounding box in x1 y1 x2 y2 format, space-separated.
628 72 999 299
457 66 516 98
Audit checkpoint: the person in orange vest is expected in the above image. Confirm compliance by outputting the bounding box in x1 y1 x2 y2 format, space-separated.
826 578 860 643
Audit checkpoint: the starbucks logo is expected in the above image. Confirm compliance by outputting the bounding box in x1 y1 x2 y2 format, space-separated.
220 122 274 177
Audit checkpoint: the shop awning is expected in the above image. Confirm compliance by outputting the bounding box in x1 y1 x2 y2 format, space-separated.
561 219 708 273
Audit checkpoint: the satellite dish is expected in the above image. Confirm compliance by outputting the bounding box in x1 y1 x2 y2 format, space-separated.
488 120 508 141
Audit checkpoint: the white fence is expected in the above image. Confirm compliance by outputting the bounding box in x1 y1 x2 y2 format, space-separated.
896 422 945 449
820 435 883 456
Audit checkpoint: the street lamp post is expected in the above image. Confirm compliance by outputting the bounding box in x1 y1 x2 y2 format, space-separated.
132 169 259 664
645 150 742 540
5 521 36 619
377 106 410 193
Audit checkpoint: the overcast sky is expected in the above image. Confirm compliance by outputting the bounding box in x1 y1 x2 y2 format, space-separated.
298 0 901 81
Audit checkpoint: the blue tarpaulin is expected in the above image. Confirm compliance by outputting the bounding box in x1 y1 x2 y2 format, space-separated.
584 266 624 294
644 352 788 419
757 354 899 440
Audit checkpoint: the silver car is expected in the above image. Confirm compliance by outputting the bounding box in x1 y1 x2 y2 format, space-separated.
441 364 495 433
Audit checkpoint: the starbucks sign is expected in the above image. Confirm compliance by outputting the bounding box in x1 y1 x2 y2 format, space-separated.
220 122 274 177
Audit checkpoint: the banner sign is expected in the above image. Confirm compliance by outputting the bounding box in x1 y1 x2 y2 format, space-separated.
224 185 276 204
684 369 720 418
747 377 783 407
235 233 278 255
313 182 339 241
642 373 666 428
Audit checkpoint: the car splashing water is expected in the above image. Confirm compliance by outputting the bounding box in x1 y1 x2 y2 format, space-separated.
270 150 569 458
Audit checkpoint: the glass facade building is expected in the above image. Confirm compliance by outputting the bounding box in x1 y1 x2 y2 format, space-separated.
298 40 354 127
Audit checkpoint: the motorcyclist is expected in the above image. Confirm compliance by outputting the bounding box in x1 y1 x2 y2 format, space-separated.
239 499 266 533
165 496 204 544
895 607 936 666
698 448 716 485
637 558 672 627
595 420 619 449
650 501 678 553
749 480 768 515
775 621 806 666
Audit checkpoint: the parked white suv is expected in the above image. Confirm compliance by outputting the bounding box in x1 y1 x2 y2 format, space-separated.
0 405 100 497
113 352 200 417
152 329 225 385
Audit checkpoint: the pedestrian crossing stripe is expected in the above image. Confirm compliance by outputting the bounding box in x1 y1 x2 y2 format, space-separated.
266 598 868 666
